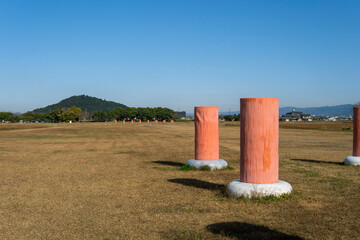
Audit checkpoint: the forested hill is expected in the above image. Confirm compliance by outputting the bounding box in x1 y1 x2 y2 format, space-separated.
32 95 128 113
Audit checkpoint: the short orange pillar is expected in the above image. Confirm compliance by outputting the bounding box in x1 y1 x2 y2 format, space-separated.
195 106 219 160
139 119 142 123
227 98 292 198
115 120 117 123
170 120 174 123
131 120 133 123
344 107 360 165
162 120 166 123
147 120 150 123
123 120 125 123
155 120 158 123
186 106 227 170
240 98 279 183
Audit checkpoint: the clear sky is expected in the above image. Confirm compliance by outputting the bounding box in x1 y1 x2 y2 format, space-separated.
0 0 359 113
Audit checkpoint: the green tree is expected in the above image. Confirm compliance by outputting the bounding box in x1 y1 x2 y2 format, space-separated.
0 112 15 122
125 107 137 120
47 110 62 123
61 106 82 122
108 107 126 120
22 112 46 122
223 115 235 121
93 111 107 122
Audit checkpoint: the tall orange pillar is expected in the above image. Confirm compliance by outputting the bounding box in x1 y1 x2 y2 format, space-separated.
147 120 150 123
186 106 227 170
240 98 279 183
353 107 360 156
139 119 142 123
344 107 360 165
227 98 292 198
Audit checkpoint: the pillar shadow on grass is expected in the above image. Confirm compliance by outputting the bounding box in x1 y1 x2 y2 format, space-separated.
206 222 303 240
168 178 225 191
152 161 184 167
291 158 344 165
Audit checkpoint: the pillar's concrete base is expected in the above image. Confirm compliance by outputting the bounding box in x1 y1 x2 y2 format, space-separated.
227 180 292 198
344 156 360 166
186 159 228 171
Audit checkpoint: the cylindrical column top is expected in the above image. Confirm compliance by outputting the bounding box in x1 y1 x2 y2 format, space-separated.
241 97 278 102
194 106 219 111
194 106 219 160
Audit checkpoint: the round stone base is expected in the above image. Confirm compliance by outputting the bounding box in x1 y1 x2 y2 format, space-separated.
344 156 360 166
227 180 292 198
186 159 228 171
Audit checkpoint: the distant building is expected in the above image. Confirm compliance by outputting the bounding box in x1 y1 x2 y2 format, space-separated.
280 108 312 122
337 115 353 121
326 117 337 121
175 111 186 119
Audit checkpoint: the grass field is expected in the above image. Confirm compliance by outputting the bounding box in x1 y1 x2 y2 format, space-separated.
0 122 359 239
226 121 354 131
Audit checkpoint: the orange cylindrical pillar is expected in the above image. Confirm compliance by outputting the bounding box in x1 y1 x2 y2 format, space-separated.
139 119 142 123
195 106 219 160
240 98 279 184
353 107 360 156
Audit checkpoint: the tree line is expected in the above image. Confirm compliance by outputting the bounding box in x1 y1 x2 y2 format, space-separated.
0 106 82 123
1 107 243 123
0 106 177 123
93 107 177 122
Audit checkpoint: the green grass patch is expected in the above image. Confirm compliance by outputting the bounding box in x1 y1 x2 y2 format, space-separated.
152 166 170 171
179 164 197 171
199 165 211 171
225 165 235 170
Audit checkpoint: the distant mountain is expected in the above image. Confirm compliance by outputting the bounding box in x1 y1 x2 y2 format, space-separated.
32 95 128 114
279 104 353 116
215 104 354 117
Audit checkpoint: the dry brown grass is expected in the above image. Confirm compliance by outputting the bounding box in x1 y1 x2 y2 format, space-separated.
0 123 49 131
0 122 359 239
226 121 353 132
279 121 353 131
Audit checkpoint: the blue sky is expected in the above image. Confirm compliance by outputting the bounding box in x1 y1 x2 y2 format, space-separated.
0 0 359 113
